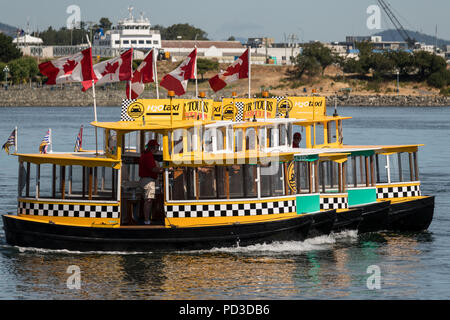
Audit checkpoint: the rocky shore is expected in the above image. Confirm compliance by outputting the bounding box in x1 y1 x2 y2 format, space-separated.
0 86 449 107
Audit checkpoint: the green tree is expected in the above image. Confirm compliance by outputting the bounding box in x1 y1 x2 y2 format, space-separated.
99 17 112 31
163 23 208 40
9 59 28 84
413 51 447 78
370 52 395 80
293 42 337 79
0 33 22 62
292 54 322 79
197 58 219 80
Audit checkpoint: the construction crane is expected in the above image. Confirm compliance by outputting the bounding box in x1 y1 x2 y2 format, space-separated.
377 0 416 48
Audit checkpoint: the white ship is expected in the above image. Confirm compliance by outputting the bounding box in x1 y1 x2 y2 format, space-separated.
93 6 162 51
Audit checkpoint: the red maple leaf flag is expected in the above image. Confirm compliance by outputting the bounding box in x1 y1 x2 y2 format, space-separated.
39 48 96 85
160 48 197 96
209 48 249 92
82 48 133 91
126 49 155 99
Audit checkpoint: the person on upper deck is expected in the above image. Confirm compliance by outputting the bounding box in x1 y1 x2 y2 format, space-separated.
292 132 302 148
139 139 163 225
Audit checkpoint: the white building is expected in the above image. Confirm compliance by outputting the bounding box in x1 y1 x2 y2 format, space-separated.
93 7 161 51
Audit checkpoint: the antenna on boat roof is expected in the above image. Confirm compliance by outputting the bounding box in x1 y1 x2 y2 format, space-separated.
333 93 338 117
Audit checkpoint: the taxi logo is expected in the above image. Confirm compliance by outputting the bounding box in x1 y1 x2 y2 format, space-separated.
277 99 293 115
222 104 237 120
127 102 144 119
287 161 297 193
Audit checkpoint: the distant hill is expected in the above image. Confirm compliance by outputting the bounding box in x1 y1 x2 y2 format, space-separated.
0 22 18 37
373 29 450 47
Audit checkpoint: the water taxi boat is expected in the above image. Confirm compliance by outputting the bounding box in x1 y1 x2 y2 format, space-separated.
2 93 434 251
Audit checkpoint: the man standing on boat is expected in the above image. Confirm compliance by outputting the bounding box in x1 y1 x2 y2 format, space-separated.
139 140 163 225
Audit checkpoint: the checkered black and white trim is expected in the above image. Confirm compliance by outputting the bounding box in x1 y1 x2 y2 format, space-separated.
272 96 286 117
320 196 348 210
121 99 136 121
18 201 120 219
165 199 296 218
235 102 244 122
377 184 421 199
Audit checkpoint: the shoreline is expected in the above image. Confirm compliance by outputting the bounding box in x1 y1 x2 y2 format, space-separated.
0 86 449 107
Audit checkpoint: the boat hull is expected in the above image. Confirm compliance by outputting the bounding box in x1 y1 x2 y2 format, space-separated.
386 196 434 231
2 214 312 252
355 201 390 233
306 210 336 238
332 208 363 233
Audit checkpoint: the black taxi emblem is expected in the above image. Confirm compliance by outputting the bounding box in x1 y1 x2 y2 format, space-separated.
127 102 145 119
222 104 237 120
277 99 293 115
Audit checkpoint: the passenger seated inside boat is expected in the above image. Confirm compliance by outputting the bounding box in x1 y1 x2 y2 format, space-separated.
139 139 163 225
293 132 302 148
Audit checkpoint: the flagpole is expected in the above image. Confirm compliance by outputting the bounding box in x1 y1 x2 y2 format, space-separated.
86 35 98 154
14 126 18 153
49 128 53 153
154 49 159 99
248 47 251 99
129 47 133 99
195 46 198 98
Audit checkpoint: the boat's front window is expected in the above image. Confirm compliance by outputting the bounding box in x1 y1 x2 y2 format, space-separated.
375 152 419 184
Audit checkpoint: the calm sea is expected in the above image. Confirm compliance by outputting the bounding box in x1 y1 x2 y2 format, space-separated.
0 105 449 300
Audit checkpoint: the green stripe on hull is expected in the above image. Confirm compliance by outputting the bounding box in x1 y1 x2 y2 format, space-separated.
348 188 377 206
296 194 320 214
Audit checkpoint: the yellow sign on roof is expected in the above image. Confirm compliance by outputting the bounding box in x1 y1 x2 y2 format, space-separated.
277 96 326 119
122 99 214 122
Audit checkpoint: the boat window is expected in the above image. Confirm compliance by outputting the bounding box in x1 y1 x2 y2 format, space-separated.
246 128 256 150
235 129 243 152
348 156 368 187
319 160 337 192
314 122 325 146
279 124 287 146
295 161 311 194
327 121 337 144
170 167 188 200
229 165 245 198
172 129 184 154
203 128 214 153
243 165 258 197
376 152 419 184
19 163 119 201
260 162 284 197
198 166 217 199
216 128 225 151
267 127 278 148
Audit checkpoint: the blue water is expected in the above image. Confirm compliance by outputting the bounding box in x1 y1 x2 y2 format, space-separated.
0 105 449 300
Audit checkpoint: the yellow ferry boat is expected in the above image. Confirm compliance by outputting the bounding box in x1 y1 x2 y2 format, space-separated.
1 92 434 251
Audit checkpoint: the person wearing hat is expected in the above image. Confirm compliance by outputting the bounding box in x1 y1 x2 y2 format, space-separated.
139 139 163 225
293 132 302 148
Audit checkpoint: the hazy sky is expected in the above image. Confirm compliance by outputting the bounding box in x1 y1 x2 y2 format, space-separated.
2 0 449 42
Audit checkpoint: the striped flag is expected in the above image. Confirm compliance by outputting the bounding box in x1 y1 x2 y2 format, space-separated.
74 125 83 152
39 129 51 154
2 128 16 155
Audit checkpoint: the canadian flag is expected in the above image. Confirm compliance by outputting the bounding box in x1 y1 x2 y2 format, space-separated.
209 48 249 92
39 47 96 85
126 49 155 99
82 48 133 91
160 48 197 96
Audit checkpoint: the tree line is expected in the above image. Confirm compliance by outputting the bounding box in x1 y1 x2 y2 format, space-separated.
293 41 450 91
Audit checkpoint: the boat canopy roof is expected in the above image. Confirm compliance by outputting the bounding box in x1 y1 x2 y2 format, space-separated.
16 152 121 169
